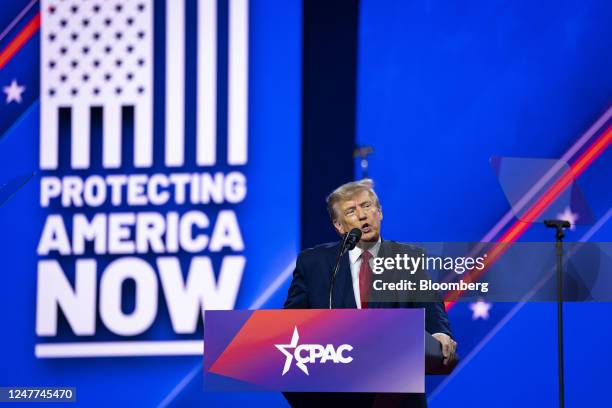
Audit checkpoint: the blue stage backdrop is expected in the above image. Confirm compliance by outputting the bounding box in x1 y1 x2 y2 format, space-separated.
0 0 300 406
356 0 612 407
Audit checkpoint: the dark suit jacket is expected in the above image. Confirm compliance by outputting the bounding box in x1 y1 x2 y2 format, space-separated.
283 239 453 408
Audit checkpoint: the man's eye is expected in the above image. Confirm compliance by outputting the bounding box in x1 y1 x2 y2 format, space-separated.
363 202 371 208
345 210 355 216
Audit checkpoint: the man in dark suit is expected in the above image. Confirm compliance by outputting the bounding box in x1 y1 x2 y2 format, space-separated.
283 179 456 408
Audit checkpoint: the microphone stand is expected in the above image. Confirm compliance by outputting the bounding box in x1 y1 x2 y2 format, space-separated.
329 233 350 309
544 219 570 408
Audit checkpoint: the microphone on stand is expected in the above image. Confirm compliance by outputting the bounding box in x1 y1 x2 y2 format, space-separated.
544 219 571 408
329 228 362 308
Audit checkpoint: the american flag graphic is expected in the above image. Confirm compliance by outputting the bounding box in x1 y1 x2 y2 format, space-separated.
39 0 249 170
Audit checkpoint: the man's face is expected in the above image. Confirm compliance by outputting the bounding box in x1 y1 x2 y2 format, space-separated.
333 190 383 243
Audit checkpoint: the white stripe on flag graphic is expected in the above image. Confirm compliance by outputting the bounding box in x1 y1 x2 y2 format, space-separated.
197 0 218 166
165 0 185 167
103 103 121 169
40 101 58 170
71 104 90 169
136 100 154 167
227 0 249 165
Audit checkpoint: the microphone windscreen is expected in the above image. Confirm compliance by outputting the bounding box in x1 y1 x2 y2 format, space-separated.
345 228 362 250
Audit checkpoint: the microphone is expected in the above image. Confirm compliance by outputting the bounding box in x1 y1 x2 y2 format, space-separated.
544 219 571 240
329 228 362 308
344 228 362 251
544 220 571 229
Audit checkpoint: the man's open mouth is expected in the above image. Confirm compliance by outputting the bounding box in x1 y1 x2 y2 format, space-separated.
361 223 372 233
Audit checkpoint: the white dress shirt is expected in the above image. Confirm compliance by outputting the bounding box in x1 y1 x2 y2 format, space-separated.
348 237 381 309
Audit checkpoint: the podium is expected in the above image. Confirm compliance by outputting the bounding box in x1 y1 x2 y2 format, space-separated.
203 309 455 393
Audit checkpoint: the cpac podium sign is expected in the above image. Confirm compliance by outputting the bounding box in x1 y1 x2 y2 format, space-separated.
203 309 425 392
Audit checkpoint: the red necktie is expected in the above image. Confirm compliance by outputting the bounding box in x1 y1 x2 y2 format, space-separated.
359 250 372 308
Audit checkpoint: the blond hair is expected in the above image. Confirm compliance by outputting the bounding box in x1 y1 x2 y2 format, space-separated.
326 178 381 221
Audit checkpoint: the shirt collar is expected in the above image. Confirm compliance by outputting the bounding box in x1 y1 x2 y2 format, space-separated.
348 236 382 265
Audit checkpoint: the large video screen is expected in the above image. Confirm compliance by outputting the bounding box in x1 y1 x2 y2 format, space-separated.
0 0 301 406
355 1 612 406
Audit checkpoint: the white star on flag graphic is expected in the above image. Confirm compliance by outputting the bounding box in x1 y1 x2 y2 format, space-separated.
3 79 26 104
470 300 492 320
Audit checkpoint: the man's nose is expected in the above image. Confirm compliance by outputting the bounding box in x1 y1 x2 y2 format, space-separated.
357 208 367 220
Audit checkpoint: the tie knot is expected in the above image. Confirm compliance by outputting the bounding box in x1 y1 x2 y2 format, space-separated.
362 250 371 262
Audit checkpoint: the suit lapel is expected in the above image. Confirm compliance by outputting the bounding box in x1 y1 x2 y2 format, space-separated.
342 253 357 308
333 252 356 308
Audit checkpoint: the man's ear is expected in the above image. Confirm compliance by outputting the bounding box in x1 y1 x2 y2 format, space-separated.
333 220 345 235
